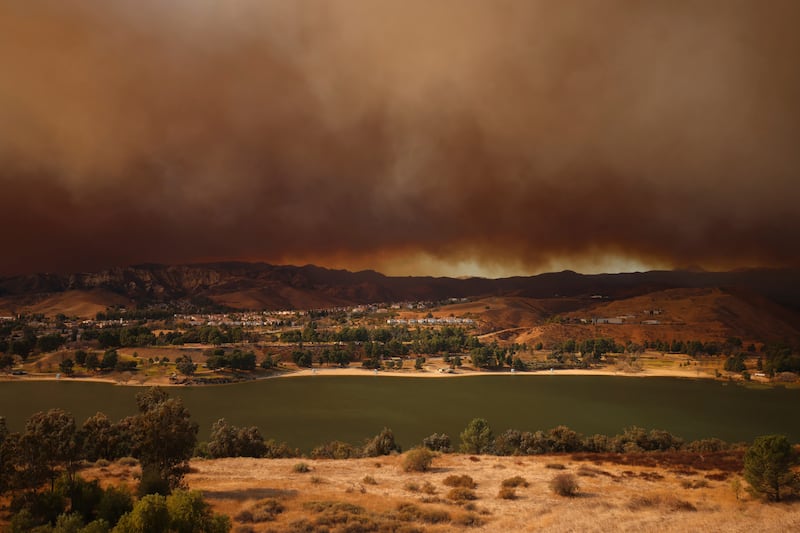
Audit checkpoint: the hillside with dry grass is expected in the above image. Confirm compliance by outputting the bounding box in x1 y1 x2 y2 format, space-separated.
437 289 800 349
65 452 800 532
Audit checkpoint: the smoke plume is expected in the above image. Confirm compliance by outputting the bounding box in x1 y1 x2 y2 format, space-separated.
1 1 799 276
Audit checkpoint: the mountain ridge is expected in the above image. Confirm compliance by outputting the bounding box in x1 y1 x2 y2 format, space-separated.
1 262 799 314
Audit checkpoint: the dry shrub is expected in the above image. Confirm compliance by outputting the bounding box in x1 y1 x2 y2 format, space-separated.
234 525 255 533
403 448 435 472
304 501 365 514
404 481 420 492
668 498 697 512
627 495 660 510
292 462 310 473
443 474 476 488
705 472 729 481
95 459 110 467
448 487 477 501
454 512 485 527
421 481 437 495
680 478 709 489
395 502 451 524
501 475 529 488
550 473 579 497
546 463 566 470
236 498 285 523
310 476 324 484
498 487 517 500
362 475 378 485
627 494 696 512
577 466 599 477
468 456 480 462
118 457 138 467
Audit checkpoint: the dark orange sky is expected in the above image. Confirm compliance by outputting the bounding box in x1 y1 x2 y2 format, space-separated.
1 1 799 277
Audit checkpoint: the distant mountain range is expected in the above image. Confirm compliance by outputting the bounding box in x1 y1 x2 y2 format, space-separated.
1 262 799 314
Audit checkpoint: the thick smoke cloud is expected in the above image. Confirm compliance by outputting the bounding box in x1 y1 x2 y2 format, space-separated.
1 1 799 276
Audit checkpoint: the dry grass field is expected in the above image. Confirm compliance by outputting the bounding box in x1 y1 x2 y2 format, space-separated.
70 453 800 532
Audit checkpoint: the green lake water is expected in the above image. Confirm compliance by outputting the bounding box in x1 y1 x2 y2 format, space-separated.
1 376 798 451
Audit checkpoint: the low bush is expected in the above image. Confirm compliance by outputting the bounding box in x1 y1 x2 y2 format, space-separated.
404 482 420 492
310 440 359 459
447 487 477 502
421 433 452 453
680 478 709 489
443 474 476 489
501 475 529 488
403 447 435 472
498 487 517 500
545 463 566 470
362 475 378 485
293 462 310 473
550 473 579 497
395 502 451 524
453 512 485 527
421 481 437 495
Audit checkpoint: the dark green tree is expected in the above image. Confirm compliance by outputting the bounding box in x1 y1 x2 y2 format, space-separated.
59 358 75 376
459 418 493 454
743 434 798 502
18 409 79 491
79 412 122 462
131 389 198 494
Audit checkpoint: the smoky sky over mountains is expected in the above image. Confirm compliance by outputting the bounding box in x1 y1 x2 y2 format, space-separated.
1 1 799 277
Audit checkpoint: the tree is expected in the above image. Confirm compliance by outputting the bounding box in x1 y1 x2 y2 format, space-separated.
459 418 493 454
84 353 100 371
100 349 119 370
0 353 14 372
175 358 196 377
59 358 75 376
131 389 198 493
79 412 122 462
743 434 798 501
207 419 267 458
0 417 13 494
18 409 79 491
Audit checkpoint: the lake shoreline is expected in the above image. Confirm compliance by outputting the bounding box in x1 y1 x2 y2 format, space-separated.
0 363 743 387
